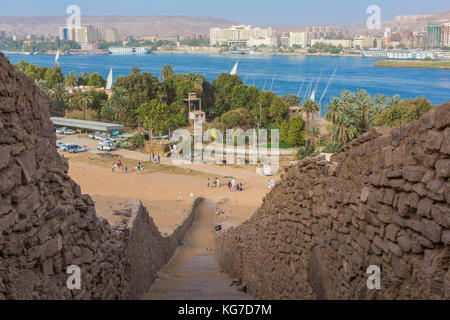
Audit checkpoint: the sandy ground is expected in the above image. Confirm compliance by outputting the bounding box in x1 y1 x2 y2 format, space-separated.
64 150 273 234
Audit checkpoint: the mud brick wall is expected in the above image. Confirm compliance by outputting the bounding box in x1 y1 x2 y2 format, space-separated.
0 53 200 299
216 102 450 299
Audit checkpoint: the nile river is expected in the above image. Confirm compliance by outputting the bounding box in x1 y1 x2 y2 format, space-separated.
5 53 450 108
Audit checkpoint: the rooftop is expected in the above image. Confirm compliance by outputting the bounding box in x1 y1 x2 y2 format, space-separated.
50 117 124 132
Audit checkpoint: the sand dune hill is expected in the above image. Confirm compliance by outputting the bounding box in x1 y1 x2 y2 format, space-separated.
0 15 235 37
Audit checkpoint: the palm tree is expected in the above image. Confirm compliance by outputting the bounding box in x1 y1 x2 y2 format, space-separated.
301 98 319 130
305 126 321 148
72 91 93 120
35 79 50 96
65 71 79 88
49 83 69 117
388 95 402 108
110 87 130 123
160 64 174 81
354 89 373 132
324 97 342 124
332 114 358 144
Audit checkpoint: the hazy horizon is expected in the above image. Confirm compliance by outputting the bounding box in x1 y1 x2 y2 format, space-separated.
1 0 449 26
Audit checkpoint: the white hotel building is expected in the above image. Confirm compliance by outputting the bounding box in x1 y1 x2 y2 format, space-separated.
210 25 273 46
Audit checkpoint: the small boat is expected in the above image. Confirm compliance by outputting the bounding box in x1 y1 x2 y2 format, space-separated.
106 68 113 90
230 61 239 75
64 51 71 56
231 51 246 55
55 50 60 64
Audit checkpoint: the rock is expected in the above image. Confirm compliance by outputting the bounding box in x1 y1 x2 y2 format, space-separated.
435 159 450 178
402 166 426 182
421 219 442 243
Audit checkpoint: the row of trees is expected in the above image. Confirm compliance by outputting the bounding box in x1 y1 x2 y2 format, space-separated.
323 90 435 153
16 60 435 158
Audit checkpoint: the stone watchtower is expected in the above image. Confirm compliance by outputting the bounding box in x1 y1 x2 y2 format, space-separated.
183 93 205 124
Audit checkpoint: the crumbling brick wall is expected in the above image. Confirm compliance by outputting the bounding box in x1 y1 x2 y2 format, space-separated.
216 102 450 299
0 53 200 299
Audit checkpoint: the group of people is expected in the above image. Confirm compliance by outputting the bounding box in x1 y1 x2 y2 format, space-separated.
150 152 161 164
228 178 243 192
111 160 128 173
207 177 220 188
110 159 144 174
207 177 243 192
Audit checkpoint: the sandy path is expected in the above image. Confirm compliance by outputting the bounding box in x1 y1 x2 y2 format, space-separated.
142 200 250 300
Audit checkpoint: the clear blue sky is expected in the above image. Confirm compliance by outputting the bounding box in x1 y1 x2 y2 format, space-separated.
1 0 449 25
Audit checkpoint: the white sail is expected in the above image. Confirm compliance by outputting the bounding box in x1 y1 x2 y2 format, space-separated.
106 68 113 90
230 61 238 75
55 50 60 64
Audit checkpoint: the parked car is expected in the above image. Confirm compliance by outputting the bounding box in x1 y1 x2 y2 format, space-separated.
64 129 76 135
56 141 65 148
98 138 114 146
56 127 67 134
60 144 78 152
69 146 86 153
97 144 115 151
59 143 70 151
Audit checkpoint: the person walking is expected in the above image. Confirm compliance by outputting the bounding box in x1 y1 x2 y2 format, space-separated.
231 178 236 191
158 154 160 164
207 178 210 187
112 163 115 173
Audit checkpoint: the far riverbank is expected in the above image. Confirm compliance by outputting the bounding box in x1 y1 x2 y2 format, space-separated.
373 60 450 69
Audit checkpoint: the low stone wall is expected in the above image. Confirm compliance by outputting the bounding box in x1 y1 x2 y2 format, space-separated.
216 102 450 299
0 53 200 299
125 198 201 299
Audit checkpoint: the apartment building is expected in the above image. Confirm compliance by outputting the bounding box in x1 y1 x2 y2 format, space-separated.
210 25 273 46
289 32 308 48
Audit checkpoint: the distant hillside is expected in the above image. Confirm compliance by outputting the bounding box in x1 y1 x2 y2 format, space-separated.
0 16 236 37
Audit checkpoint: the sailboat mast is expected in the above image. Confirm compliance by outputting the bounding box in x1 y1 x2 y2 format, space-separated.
269 73 276 91
318 68 338 109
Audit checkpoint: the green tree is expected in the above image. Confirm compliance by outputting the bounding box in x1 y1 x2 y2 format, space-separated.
48 83 69 117
109 87 130 123
65 71 79 87
71 91 93 120
280 115 305 146
212 73 243 118
16 59 29 72
136 99 176 136
44 66 64 87
87 72 107 87
160 64 174 81
374 97 435 128
300 98 319 129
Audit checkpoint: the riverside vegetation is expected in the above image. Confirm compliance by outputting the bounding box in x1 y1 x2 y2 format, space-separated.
14 59 436 158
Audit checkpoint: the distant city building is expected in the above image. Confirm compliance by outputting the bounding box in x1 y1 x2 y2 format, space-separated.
81 42 99 51
247 36 277 47
289 32 308 48
310 38 352 48
426 25 441 49
279 36 290 47
58 25 105 43
104 28 119 42
0 31 5 40
441 23 450 48
210 25 273 46
353 36 378 48
12 34 24 41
